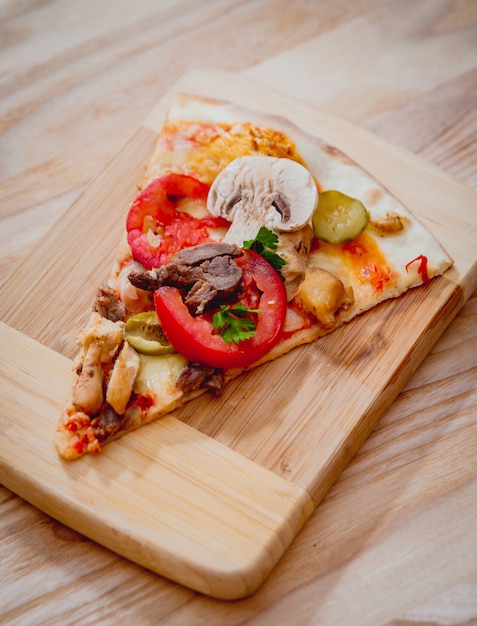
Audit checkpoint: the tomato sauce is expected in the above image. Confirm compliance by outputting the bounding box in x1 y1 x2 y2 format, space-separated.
342 232 396 292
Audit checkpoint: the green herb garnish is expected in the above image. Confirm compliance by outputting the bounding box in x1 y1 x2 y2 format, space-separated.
243 226 287 277
212 303 261 344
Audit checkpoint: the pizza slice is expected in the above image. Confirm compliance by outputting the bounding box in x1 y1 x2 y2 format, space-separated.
55 94 453 460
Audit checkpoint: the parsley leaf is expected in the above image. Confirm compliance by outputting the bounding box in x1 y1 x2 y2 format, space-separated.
244 226 278 250
212 303 261 344
243 226 287 276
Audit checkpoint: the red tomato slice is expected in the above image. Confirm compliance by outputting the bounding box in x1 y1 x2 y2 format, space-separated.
154 249 287 369
126 173 228 270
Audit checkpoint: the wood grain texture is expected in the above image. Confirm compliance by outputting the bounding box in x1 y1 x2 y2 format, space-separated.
0 65 474 601
1 0 477 622
2 70 476 356
0 126 157 357
0 0 383 287
0 323 314 600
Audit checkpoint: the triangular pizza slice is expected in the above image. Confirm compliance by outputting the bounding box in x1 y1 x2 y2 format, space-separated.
55 94 453 459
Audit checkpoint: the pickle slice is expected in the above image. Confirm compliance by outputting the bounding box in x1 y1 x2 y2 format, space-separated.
125 311 175 355
312 190 369 245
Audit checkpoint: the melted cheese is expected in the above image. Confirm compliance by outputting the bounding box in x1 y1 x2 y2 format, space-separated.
134 353 187 406
144 121 305 186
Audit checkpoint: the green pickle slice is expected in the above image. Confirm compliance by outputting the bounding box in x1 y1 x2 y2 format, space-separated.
312 190 370 245
125 311 175 356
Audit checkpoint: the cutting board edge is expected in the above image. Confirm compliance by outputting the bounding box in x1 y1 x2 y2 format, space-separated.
1 69 475 599
0 124 159 355
0 321 315 600
0 271 468 598
0 458 314 600
272 274 467 499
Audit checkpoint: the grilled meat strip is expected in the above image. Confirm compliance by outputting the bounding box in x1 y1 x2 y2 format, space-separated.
129 242 244 314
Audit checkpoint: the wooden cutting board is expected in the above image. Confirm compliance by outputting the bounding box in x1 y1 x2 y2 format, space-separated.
1 69 476 600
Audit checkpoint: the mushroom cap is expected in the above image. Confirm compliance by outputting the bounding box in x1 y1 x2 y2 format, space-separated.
207 156 318 244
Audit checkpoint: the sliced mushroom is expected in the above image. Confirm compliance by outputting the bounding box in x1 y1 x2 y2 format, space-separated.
73 339 104 414
106 342 141 415
207 156 318 246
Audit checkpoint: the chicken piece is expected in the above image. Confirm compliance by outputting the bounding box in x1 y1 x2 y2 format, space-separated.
73 339 104 414
276 225 314 285
78 312 125 363
106 342 141 415
297 267 353 329
371 212 410 234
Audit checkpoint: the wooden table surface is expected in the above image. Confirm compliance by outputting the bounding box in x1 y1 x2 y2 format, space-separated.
1 1 477 624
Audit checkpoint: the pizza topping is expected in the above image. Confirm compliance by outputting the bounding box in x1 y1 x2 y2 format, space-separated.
207 155 318 247
312 190 370 245
406 254 430 284
105 342 141 415
113 261 155 314
126 173 228 270
274 226 315 291
129 242 244 315
154 249 287 369
127 270 162 292
72 339 104 414
177 362 226 394
125 311 175 356
212 303 261 343
78 312 125 364
162 240 242 266
371 212 409 235
133 352 188 400
93 285 126 322
90 406 125 443
243 226 287 277
297 267 353 329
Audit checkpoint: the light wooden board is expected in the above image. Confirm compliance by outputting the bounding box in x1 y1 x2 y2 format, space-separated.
0 321 313 600
0 69 476 600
